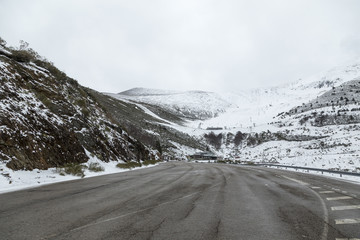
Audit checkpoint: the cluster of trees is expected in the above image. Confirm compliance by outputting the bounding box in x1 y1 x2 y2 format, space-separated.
204 132 222 149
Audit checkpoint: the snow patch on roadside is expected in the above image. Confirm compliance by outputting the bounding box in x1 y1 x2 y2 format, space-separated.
0 151 159 194
263 165 360 184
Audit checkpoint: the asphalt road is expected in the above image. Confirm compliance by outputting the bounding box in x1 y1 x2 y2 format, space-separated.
0 162 359 240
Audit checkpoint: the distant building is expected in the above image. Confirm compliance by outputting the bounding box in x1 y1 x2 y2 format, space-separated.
189 151 218 160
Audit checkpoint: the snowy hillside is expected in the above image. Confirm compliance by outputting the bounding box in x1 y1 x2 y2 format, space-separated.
119 87 182 96
188 61 360 130
110 61 360 131
107 60 360 173
0 53 162 171
289 62 360 90
113 88 235 120
199 62 360 173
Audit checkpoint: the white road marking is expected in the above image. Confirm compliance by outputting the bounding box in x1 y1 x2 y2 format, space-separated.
331 205 360 211
336 238 360 240
332 188 340 191
342 191 348 194
326 196 353 201
281 175 309 185
335 218 360 224
311 186 321 189
319 191 335 194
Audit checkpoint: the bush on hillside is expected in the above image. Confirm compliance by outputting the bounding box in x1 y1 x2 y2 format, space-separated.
12 50 33 63
88 162 104 172
56 163 86 178
116 161 142 169
142 159 160 166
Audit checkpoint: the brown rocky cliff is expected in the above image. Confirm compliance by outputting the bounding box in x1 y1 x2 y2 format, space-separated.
0 49 157 170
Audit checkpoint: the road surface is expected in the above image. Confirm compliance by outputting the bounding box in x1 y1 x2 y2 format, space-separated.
0 162 359 240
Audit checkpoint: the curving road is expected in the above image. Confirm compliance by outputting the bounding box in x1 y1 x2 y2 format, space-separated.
0 162 359 240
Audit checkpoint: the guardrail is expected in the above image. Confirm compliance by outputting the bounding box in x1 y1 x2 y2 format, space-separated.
254 164 360 177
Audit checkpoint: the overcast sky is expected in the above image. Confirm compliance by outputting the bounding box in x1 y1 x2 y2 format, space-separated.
1 0 360 93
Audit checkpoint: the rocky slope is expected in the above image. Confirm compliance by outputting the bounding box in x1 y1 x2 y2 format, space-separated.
0 44 163 170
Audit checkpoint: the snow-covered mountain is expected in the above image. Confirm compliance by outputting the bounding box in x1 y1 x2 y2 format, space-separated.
110 60 360 173
209 62 360 172
113 62 360 131
192 61 360 130
113 88 234 120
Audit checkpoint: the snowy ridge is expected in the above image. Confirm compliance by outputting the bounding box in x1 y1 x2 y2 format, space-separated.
113 89 235 120
290 62 360 90
119 87 182 96
108 60 360 174
112 61 360 130
188 60 360 130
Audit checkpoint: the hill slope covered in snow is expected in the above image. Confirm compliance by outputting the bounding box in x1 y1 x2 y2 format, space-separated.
112 61 360 173
115 88 234 120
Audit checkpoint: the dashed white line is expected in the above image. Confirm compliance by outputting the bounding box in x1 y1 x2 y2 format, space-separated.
336 238 360 240
327 196 353 201
281 175 309 185
311 186 321 189
319 191 335 194
335 218 360 224
331 205 360 211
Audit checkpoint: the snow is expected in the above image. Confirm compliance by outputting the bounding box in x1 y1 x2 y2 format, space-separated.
0 45 12 55
262 165 360 184
119 87 182 96
184 61 360 130
106 60 360 135
112 89 234 120
168 140 198 159
0 152 160 194
21 62 50 77
106 60 360 173
145 129 160 136
108 61 360 136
